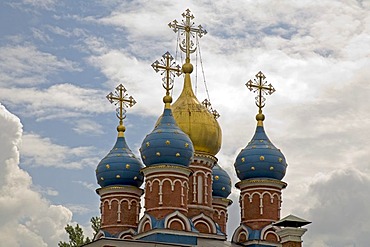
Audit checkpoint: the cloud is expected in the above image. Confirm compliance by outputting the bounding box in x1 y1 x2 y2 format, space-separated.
12 0 57 11
298 168 370 247
0 83 109 120
65 204 94 215
20 132 101 169
31 28 52 43
0 103 72 246
74 180 96 192
86 46 166 116
73 119 104 135
0 45 80 86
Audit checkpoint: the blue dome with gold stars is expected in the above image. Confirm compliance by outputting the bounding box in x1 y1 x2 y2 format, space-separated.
212 163 232 198
234 125 287 181
96 136 144 188
140 108 194 167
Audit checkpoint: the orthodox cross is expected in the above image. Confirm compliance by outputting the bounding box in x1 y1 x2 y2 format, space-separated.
169 9 207 62
246 71 276 113
151 51 182 96
106 84 136 129
202 99 220 119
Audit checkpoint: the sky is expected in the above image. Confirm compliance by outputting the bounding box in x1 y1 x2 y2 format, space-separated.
0 0 369 246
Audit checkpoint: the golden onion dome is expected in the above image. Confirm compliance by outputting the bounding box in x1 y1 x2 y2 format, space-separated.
170 65 222 156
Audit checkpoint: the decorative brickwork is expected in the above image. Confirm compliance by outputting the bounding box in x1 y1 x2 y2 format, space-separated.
142 165 191 219
97 186 143 236
212 197 231 233
187 154 216 219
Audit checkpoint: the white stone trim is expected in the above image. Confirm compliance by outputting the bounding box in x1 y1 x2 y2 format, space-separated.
117 229 136 239
236 179 287 190
137 214 152 234
102 223 138 228
191 213 217 234
276 227 307 243
232 224 249 243
146 206 187 213
261 224 280 241
97 185 143 197
164 211 191 231
94 230 105 240
167 218 186 230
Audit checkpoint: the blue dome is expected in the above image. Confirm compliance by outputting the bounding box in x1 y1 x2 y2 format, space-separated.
234 125 287 181
212 163 231 198
96 136 144 188
140 108 194 167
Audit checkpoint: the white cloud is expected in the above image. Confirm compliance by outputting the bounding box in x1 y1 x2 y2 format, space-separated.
20 133 100 169
33 185 59 196
31 28 52 43
0 45 80 86
73 119 104 135
74 180 96 192
22 0 56 10
66 204 94 215
0 103 72 246
0 83 109 120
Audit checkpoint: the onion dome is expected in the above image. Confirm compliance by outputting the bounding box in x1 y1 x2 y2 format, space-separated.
96 84 144 188
167 9 221 156
171 64 222 156
212 163 232 198
140 52 194 167
234 71 287 181
234 124 287 181
140 108 194 167
96 136 144 187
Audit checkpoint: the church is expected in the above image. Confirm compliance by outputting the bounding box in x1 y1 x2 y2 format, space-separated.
85 9 310 247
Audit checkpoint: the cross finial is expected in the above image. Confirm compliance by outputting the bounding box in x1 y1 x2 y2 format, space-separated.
246 71 275 125
151 51 182 108
106 84 136 136
202 99 220 119
169 9 207 65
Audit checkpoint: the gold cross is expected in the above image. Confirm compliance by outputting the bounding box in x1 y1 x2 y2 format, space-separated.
246 71 275 113
202 99 220 119
169 9 207 63
106 84 136 133
151 51 182 96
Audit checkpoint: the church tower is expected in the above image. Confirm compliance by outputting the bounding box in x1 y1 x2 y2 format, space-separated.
169 9 231 235
95 85 144 239
138 51 195 232
232 71 309 246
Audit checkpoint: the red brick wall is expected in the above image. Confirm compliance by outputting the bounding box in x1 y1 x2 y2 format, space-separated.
240 186 281 230
100 190 141 235
144 174 189 219
187 164 213 218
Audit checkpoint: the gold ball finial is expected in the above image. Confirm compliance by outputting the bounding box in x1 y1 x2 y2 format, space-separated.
163 95 173 104
182 63 193 74
117 125 126 133
256 113 265 121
